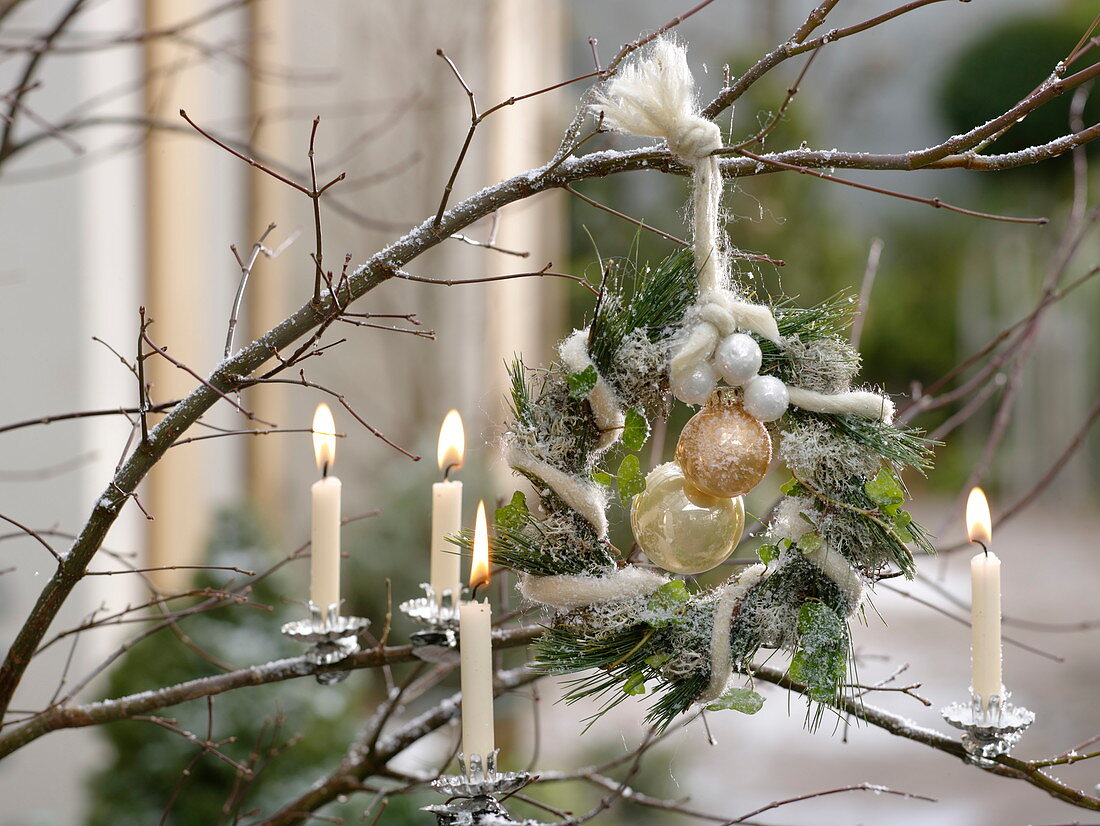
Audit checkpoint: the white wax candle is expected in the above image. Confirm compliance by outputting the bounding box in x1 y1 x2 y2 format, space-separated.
430 479 462 602
311 475 341 619
970 550 1002 704
460 597 495 760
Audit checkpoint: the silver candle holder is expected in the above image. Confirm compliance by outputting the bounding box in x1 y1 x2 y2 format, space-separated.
425 750 532 824
941 691 1035 765
400 583 463 663
280 602 371 685
431 750 532 798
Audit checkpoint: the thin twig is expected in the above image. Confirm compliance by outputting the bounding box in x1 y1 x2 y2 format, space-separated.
224 222 279 358
850 238 884 349
735 147 1049 225
722 783 936 824
392 263 599 296
241 372 419 460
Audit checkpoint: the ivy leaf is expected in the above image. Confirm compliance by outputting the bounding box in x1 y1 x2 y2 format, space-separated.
756 543 779 564
780 477 806 496
647 580 690 625
617 454 646 499
796 532 823 554
865 467 904 509
622 408 650 452
592 470 614 488
797 600 845 645
567 365 598 399
706 687 765 714
644 652 671 670
893 519 915 544
653 579 690 605
623 671 647 695
788 601 848 703
495 491 529 531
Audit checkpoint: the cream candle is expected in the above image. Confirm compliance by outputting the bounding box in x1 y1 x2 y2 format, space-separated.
431 410 464 604
460 501 495 762
311 403 341 620
967 487 1001 707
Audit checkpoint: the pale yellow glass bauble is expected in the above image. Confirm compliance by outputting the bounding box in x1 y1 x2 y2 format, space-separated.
675 400 772 498
630 462 745 575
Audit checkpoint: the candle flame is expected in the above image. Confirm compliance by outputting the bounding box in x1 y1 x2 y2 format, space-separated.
966 486 992 546
312 403 337 471
470 500 490 589
437 409 465 474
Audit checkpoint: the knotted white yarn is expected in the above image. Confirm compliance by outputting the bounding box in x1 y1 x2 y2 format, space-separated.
594 38 725 293
669 290 782 393
560 329 626 450
596 39 893 424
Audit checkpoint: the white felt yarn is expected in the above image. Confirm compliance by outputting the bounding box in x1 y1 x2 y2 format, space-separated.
786 387 895 423
803 544 865 610
508 442 609 539
559 328 625 450
594 38 725 292
518 567 669 609
598 40 894 423
669 323 720 396
700 563 768 702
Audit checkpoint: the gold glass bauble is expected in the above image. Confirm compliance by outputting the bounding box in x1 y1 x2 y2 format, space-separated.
630 462 745 575
675 400 772 497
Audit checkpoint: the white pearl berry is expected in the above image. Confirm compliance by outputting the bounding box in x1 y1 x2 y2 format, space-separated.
714 333 762 386
743 374 789 422
672 361 718 406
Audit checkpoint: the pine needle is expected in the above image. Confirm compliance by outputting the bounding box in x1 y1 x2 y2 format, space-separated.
588 248 697 376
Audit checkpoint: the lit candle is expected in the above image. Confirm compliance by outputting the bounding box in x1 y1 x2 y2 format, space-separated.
967 487 1001 707
311 403 341 620
431 410 464 604
460 501 495 762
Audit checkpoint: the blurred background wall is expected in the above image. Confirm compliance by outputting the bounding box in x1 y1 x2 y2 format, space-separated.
0 0 1096 823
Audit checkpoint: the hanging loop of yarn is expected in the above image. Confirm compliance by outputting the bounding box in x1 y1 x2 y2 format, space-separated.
594 39 725 293
596 39 893 424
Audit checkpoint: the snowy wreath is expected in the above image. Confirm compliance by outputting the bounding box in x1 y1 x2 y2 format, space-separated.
468 39 934 731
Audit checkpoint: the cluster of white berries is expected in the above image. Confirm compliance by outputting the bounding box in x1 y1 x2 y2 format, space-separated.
671 330 790 422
